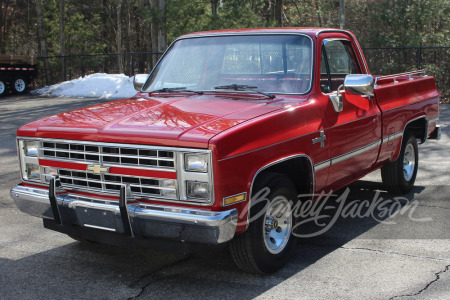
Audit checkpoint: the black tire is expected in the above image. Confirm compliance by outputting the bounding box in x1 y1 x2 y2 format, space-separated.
0 79 6 96
229 172 298 274
11 77 27 94
381 131 418 195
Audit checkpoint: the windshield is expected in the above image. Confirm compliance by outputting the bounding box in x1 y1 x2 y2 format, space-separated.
143 35 313 95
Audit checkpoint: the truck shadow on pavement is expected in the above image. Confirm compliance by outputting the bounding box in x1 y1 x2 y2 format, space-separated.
2 183 447 299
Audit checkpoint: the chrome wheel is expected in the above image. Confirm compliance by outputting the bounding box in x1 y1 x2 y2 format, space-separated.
403 143 415 181
0 81 5 94
14 78 26 93
263 195 292 254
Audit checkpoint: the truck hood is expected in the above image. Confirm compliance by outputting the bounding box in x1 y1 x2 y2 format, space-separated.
18 93 289 148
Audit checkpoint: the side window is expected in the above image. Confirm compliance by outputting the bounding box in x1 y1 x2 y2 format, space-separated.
320 40 361 93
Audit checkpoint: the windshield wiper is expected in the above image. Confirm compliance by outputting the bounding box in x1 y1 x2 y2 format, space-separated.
214 84 275 99
149 87 203 95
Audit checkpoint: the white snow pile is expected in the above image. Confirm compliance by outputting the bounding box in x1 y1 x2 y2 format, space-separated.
31 73 138 99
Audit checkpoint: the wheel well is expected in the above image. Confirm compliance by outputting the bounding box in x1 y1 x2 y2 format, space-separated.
252 157 313 197
405 117 428 143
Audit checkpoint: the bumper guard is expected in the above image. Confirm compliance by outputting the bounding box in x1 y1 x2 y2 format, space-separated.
10 178 237 245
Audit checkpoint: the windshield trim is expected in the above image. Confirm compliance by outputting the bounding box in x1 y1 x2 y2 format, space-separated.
142 33 315 96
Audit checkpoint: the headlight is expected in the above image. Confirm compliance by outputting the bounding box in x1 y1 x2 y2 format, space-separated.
186 181 210 199
25 163 41 180
184 153 208 172
24 140 39 157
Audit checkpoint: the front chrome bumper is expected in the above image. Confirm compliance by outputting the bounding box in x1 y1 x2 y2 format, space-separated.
10 182 237 245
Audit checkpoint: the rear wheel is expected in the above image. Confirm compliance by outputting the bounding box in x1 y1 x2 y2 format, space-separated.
12 77 27 94
229 173 297 274
0 79 6 96
381 131 418 194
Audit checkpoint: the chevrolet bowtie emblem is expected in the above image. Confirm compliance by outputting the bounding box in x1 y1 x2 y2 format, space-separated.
86 164 109 174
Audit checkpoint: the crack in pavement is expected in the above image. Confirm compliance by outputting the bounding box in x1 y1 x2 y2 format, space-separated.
340 246 449 262
127 254 193 299
418 204 450 211
389 264 450 300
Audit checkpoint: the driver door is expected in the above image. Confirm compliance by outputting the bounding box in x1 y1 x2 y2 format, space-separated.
320 38 382 191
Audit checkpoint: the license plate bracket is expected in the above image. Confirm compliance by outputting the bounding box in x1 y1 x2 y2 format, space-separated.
75 207 118 232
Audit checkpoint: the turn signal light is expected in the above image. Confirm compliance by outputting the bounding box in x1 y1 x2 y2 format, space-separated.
223 193 246 206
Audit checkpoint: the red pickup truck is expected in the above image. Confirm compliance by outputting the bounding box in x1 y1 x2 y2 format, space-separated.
11 28 441 274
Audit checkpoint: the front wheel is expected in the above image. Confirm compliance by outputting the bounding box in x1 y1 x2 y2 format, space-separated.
381 131 418 194
12 77 27 94
229 173 297 274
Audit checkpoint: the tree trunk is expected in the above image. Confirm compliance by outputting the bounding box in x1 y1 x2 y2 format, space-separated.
59 0 66 81
151 0 158 68
339 0 345 29
211 0 218 29
314 0 323 27
117 0 123 74
157 0 167 54
0 3 3 53
275 0 283 27
35 0 52 84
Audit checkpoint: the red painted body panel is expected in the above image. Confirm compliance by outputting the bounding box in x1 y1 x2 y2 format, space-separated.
374 76 440 162
18 93 284 148
16 28 440 236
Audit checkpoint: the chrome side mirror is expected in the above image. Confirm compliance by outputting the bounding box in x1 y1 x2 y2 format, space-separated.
133 74 150 91
329 85 344 113
344 74 374 96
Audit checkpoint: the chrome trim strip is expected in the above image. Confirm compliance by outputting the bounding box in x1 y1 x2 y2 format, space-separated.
314 139 381 172
314 160 331 172
10 184 237 244
223 192 247 207
314 115 431 172
84 224 116 232
248 154 314 228
332 139 381 165
429 116 439 124
382 131 403 144
315 29 369 73
145 32 315 96
37 138 178 172
374 70 426 85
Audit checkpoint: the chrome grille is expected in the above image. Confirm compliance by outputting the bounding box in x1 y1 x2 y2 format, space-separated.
39 140 175 170
57 169 177 199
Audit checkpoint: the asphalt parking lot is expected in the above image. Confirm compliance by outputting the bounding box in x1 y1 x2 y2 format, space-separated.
0 94 449 299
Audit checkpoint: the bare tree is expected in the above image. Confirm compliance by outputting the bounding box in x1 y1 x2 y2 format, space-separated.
35 0 51 83
211 0 218 29
339 0 345 29
59 0 66 81
275 0 283 27
117 0 123 74
151 0 158 67
157 0 166 54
